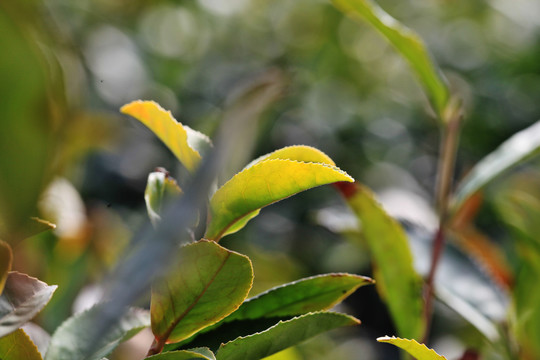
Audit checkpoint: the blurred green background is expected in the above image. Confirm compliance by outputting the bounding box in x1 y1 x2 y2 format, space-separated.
1 0 540 358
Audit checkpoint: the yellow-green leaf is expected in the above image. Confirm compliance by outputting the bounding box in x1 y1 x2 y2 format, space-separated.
332 0 449 119
205 159 354 241
335 182 424 339
0 240 11 294
377 336 447 360
145 169 183 226
245 145 336 168
151 240 253 344
120 100 211 172
0 328 43 360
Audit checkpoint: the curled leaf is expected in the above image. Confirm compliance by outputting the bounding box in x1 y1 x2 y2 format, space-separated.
0 272 57 338
121 100 211 172
145 169 183 226
205 159 354 241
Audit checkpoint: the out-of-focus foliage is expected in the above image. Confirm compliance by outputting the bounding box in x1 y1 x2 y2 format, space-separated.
2 0 540 358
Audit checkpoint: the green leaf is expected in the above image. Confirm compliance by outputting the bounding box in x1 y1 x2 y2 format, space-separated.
146 348 216 360
377 336 447 360
332 0 449 118
0 240 12 293
451 120 540 215
335 182 424 339
205 159 354 241
22 217 56 239
151 240 253 344
45 305 150 360
227 273 373 321
215 312 360 360
0 5 64 238
0 328 43 360
0 272 57 338
120 100 211 172
145 170 183 226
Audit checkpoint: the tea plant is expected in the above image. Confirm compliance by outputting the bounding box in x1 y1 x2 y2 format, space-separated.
2 0 540 359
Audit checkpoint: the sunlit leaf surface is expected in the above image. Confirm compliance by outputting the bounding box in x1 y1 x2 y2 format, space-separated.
0 240 12 293
151 240 253 344
335 182 424 339
377 336 447 360
332 0 449 118
452 120 540 214
215 312 360 360
0 328 43 360
0 272 57 338
45 305 149 360
145 347 216 360
121 100 211 172
245 145 336 169
205 159 354 240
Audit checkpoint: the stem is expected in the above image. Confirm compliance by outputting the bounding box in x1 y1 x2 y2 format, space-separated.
147 337 166 356
422 100 463 343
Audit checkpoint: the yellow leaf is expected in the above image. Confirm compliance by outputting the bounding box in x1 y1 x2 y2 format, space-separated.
0 328 43 360
246 145 336 168
205 159 353 241
120 100 210 172
377 336 447 360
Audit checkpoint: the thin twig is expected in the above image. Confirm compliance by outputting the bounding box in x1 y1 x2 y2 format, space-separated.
422 100 463 343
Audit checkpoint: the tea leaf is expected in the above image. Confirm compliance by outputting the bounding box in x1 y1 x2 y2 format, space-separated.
215 312 360 360
205 159 354 241
120 100 211 172
335 182 424 339
227 273 373 321
151 240 253 344
245 145 336 169
332 0 449 118
0 272 57 338
145 170 183 226
0 240 12 293
45 305 149 360
451 120 540 215
0 328 43 360
145 348 216 360
377 336 447 359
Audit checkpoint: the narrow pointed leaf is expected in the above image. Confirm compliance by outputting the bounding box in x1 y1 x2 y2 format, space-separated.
151 240 253 344
20 217 56 240
245 145 336 169
120 100 211 172
0 272 57 338
205 159 354 240
145 170 183 226
45 305 149 360
0 328 43 360
377 336 447 360
227 273 373 321
216 312 360 360
451 120 540 214
146 348 216 360
335 182 424 339
332 0 449 118
0 240 12 293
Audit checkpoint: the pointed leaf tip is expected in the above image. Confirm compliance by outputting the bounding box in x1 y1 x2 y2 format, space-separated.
377 336 447 360
120 100 210 172
205 159 353 240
